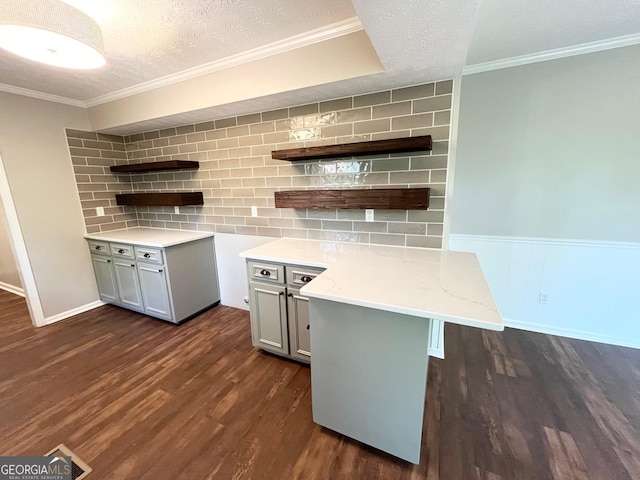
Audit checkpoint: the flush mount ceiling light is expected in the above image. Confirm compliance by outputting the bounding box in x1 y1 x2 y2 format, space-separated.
0 0 105 69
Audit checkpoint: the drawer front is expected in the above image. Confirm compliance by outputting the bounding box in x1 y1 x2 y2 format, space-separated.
110 243 135 260
135 246 164 265
248 261 284 284
88 240 110 256
286 265 325 286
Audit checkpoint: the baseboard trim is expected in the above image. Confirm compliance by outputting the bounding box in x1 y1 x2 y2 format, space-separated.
0 281 25 297
44 300 106 325
504 317 640 350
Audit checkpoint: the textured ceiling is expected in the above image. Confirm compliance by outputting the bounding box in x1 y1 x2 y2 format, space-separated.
466 0 640 65
0 0 356 100
1 0 639 134
352 0 477 81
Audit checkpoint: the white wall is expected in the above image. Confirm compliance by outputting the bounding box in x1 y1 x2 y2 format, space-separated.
450 235 640 348
0 92 100 324
450 46 640 348
0 194 22 295
214 233 273 310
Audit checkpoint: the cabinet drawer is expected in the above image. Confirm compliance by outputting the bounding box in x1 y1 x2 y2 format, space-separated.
110 243 135 259
88 240 110 256
248 261 284 284
135 246 164 265
286 265 325 286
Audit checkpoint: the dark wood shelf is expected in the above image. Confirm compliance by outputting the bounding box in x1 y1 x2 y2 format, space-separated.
115 192 204 207
274 188 429 210
271 136 432 162
110 160 199 173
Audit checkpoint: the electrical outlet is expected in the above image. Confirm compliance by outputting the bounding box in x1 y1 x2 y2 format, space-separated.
365 209 374 222
174 206 180 214
539 291 550 304
96 206 105 217
251 206 258 217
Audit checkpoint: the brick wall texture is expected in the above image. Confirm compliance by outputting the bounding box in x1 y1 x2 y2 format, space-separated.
67 80 452 248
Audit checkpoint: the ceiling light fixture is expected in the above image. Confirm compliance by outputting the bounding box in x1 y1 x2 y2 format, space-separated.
0 0 105 69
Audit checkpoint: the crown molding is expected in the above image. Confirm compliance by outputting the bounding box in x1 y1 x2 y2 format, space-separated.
463 32 640 75
0 17 363 110
0 82 85 107
84 17 364 108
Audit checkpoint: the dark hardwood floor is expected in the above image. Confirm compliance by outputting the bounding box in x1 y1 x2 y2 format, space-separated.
0 288 638 479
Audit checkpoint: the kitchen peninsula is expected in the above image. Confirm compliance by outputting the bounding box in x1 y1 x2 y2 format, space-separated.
241 238 503 464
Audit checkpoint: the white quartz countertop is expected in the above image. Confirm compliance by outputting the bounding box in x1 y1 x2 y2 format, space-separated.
240 238 503 331
84 227 214 248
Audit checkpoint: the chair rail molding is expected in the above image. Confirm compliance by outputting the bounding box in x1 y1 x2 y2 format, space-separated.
448 233 640 350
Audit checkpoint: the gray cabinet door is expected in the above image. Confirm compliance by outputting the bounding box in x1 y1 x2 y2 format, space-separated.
249 281 289 355
137 262 172 321
91 255 119 304
113 260 144 312
287 287 311 362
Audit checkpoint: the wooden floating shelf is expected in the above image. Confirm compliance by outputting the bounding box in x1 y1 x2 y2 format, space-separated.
110 160 199 173
115 192 204 207
274 188 430 210
271 136 432 162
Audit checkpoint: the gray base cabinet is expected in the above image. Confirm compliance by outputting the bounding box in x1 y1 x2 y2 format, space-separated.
248 282 289 354
287 287 311 362
91 255 119 304
310 298 431 464
137 263 172 320
88 237 220 323
113 259 144 312
246 260 323 363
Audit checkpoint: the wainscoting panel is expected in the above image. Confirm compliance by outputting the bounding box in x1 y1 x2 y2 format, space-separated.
449 234 640 349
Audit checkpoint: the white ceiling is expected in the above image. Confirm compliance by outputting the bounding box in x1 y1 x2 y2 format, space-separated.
0 0 357 100
466 0 640 65
1 0 639 134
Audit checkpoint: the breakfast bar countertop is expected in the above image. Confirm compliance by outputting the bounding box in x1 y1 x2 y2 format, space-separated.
84 227 214 248
240 238 503 331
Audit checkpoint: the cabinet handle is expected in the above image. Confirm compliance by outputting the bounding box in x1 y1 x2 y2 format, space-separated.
144 253 151 258
95 246 101 250
118 249 125 254
260 269 271 277
279 291 284 296
107 259 111 263
306 324 310 330
301 275 313 283
130 264 135 267
287 293 293 297
158 269 163 273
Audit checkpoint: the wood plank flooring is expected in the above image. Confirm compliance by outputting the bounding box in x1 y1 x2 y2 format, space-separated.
0 289 638 479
